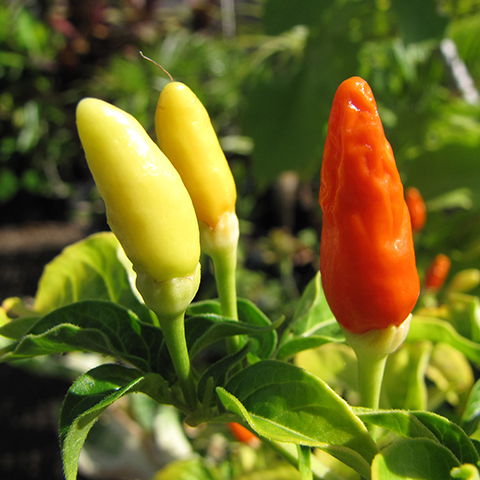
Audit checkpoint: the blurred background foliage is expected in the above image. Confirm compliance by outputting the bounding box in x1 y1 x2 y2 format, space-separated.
3 1 480 479
2 0 480 315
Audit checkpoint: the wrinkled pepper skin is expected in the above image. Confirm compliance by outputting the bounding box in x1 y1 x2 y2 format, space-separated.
76 98 200 283
155 82 236 229
319 77 420 334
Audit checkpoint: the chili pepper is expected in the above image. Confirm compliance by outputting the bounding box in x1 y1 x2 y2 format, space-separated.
424 254 451 292
155 79 240 326
319 77 420 334
155 81 237 230
228 422 260 447
76 98 200 284
405 186 427 232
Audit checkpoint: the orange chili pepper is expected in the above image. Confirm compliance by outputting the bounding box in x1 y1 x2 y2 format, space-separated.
424 254 451 292
228 422 260 447
405 186 427 232
319 77 420 334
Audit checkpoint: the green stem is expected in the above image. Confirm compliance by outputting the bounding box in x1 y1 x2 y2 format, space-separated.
211 246 241 354
297 445 313 480
211 246 238 321
355 349 388 410
342 318 411 410
199 212 240 353
261 440 342 480
157 312 197 411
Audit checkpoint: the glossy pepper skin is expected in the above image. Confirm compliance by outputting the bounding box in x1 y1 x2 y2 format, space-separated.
155 82 237 229
76 98 200 283
319 77 420 334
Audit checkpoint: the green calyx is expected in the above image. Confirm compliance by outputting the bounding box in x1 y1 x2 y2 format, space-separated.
343 314 412 360
136 263 201 322
344 314 412 411
199 210 239 258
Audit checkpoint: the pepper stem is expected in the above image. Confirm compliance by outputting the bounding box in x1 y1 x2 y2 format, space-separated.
200 211 241 353
343 315 412 410
297 445 313 480
135 264 201 411
354 348 388 410
210 241 238 320
158 312 197 411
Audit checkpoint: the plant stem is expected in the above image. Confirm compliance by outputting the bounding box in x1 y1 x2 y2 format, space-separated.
297 445 313 480
211 246 238 321
355 349 388 410
262 440 342 480
158 312 197 411
211 246 242 354
199 212 240 353
343 318 412 411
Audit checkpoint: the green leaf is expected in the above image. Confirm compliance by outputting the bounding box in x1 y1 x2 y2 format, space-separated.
34 232 155 324
427 342 474 412
405 142 480 207
187 299 222 316
408 316 480 363
277 336 340 360
371 438 459 480
0 316 41 340
0 301 169 376
186 312 281 360
263 0 327 34
217 360 378 477
446 294 480 343
152 457 215 480
60 364 148 480
390 0 448 44
197 342 251 404
238 298 279 360
243 0 365 188
277 272 341 360
356 410 479 465
382 341 432 410
462 378 480 435
288 272 337 336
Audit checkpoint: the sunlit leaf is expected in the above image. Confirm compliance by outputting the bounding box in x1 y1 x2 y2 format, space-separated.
217 360 377 477
0 301 169 377
34 232 155 324
372 438 459 480
356 410 479 465
408 316 480 363
60 364 167 480
151 457 215 480
461 379 480 435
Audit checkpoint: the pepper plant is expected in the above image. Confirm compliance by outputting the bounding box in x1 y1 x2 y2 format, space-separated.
2 75 480 480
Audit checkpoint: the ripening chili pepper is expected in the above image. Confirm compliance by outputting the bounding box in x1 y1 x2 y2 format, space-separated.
405 186 427 232
155 81 237 230
76 98 200 284
228 422 260 447
424 254 451 292
319 77 420 335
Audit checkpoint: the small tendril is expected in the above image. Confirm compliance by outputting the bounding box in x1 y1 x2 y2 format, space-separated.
139 51 174 83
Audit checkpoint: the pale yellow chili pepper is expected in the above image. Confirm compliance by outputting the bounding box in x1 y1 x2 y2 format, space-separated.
155 81 239 327
155 82 237 230
76 98 200 284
